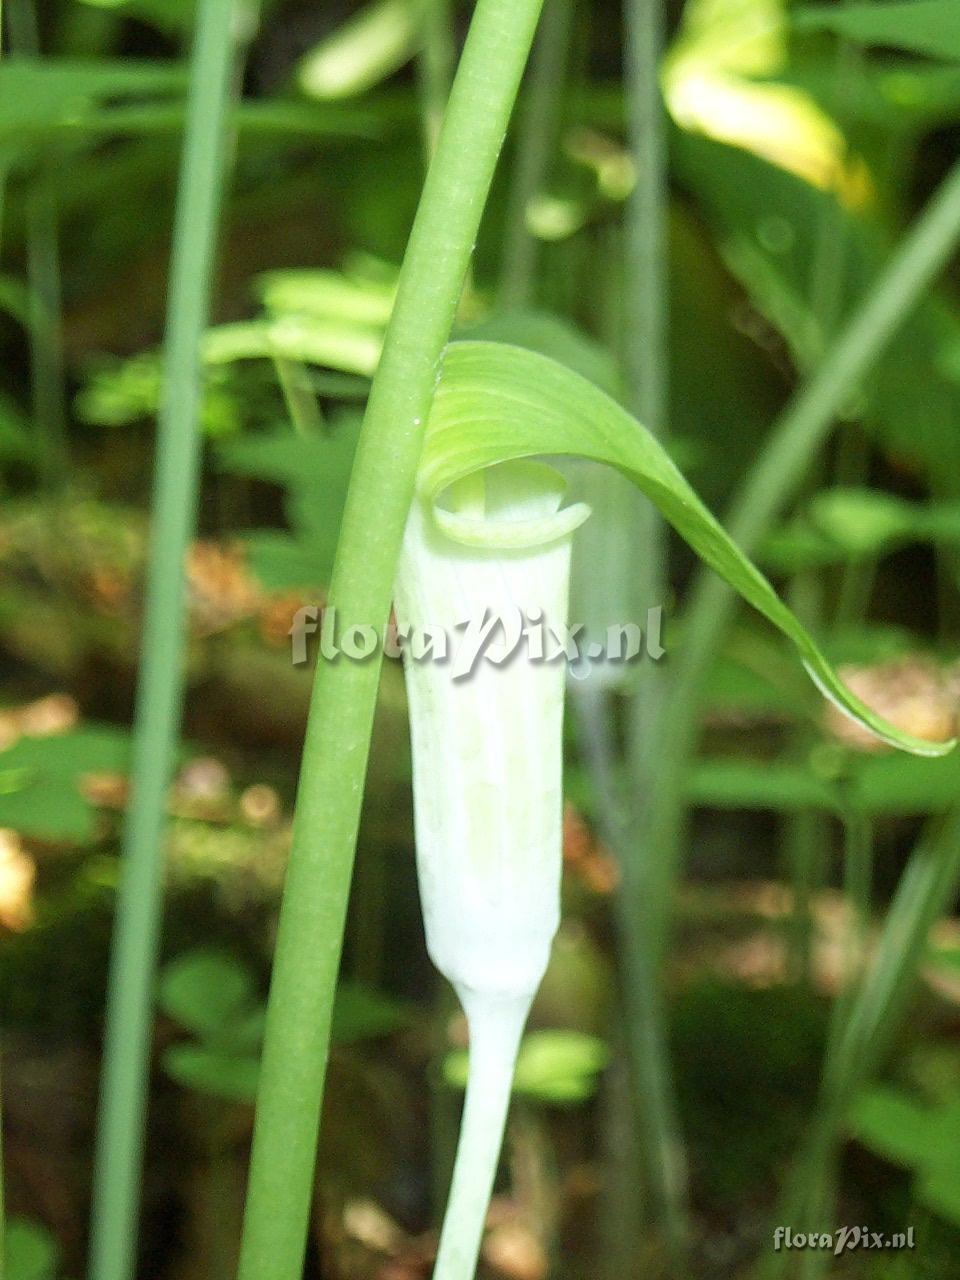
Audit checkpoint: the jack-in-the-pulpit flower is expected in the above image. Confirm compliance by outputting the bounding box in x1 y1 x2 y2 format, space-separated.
394 460 589 1280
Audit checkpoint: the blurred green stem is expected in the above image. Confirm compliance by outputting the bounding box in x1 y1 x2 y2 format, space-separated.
235 3 546 1277
646 155 960 978
498 0 574 311
6 0 69 488
416 0 455 159
619 0 689 1265
88 5 243 1279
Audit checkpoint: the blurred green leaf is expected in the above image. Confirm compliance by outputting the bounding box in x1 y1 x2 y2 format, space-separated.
240 531 324 591
4 1218 60 1280
329 982 411 1043
796 3 960 62
851 1087 947 1165
689 750 960 815
675 134 960 493
809 487 917 556
217 416 362 584
259 268 396 329
852 752 960 814
0 56 185 143
444 1029 609 1105
299 0 422 100
852 1088 960 1225
203 317 382 378
158 949 259 1041
929 945 960 976
162 1043 261 1103
920 1163 960 1226
0 725 130 841
687 760 839 812
78 0 196 35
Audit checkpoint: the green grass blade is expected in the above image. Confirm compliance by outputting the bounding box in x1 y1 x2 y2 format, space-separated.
87 5 244 1279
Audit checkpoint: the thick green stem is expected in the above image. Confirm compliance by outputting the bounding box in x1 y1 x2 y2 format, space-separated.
88 5 242 1279
235 4 545 1277
433 994 529 1280
647 156 960 975
618 0 689 1264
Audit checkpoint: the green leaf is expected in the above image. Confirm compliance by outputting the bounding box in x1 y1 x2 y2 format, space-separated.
78 0 197 36
852 752 960 814
259 268 396 329
241 531 324 591
0 724 131 841
929 945 960 977
0 56 185 142
850 1087 942 1168
687 760 839 813
203 317 381 377
919 1164 960 1227
460 311 620 398
426 342 955 757
4 1218 60 1280
674 135 960 492
217 417 362 582
808 488 960 557
329 982 411 1043
157 949 258 1041
162 1043 261 1103
809 488 917 556
444 1030 609 1105
298 0 422 100
796 3 960 63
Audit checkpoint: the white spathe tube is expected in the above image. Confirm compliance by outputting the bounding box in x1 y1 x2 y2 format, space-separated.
395 461 588 1003
394 460 588 1279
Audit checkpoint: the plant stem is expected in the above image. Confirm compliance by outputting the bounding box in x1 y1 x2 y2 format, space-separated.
416 0 455 160
497 0 574 311
88 5 242 1279
647 155 960 977
433 994 529 1280
619 0 689 1264
235 4 545 1277
6 0 69 489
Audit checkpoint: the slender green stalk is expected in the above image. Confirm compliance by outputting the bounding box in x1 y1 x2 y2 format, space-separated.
618 0 689 1263
235 5 546 1277
6 0 69 488
88 6 243 1279
647 155 960 976
497 0 574 311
